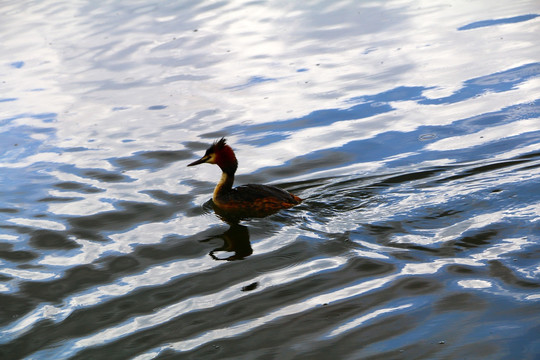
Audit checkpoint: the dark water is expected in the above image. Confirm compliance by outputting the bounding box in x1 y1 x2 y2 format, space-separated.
1 1 540 359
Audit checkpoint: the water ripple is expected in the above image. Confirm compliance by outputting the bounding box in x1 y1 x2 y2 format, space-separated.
1 0 539 359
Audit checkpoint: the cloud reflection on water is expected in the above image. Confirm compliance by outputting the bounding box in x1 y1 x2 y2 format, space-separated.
1 0 539 358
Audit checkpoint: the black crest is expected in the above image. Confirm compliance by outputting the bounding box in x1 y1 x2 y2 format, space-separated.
206 137 227 155
214 137 227 149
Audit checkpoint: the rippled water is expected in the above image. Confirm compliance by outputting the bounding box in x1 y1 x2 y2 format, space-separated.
1 0 540 359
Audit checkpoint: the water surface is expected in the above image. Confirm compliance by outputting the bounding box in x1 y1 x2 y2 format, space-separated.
1 0 539 359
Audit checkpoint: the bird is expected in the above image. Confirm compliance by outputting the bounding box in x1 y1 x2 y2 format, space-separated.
188 138 302 219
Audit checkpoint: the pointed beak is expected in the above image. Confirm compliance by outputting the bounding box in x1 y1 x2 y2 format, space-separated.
187 155 209 167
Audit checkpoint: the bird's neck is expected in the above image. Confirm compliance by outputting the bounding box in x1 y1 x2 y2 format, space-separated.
213 170 235 202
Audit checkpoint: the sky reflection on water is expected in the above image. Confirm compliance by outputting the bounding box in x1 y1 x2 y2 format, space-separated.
1 0 540 359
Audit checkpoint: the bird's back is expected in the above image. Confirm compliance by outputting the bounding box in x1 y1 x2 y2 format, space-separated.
214 183 302 214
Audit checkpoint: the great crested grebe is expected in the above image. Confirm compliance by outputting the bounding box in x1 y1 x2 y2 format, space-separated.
188 138 302 217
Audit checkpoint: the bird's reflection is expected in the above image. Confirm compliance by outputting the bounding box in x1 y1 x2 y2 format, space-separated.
208 222 252 261
201 200 286 261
